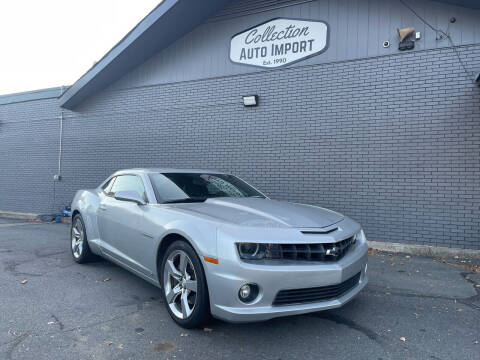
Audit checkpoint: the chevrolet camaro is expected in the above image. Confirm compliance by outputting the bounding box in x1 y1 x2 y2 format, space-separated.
70 168 368 328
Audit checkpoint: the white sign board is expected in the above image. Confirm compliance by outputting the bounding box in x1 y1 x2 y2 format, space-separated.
230 18 328 68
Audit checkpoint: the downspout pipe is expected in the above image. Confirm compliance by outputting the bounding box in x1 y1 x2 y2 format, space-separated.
55 112 63 181
55 86 65 181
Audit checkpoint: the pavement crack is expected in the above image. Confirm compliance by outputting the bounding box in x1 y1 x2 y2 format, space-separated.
5 332 29 360
51 314 65 330
459 271 480 311
60 311 141 334
34 249 68 258
3 260 43 277
0 309 143 349
365 284 480 311
306 311 455 359
308 312 380 342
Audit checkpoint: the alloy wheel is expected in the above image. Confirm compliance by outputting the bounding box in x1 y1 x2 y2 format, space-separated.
71 218 84 258
163 250 198 319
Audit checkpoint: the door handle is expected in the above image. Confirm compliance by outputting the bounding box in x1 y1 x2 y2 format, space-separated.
99 205 107 211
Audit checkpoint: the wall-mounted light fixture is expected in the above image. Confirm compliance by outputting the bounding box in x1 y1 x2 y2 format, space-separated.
243 95 258 107
398 27 415 51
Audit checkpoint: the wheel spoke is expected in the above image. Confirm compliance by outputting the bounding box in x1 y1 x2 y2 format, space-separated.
178 253 187 274
184 279 197 293
166 284 182 304
166 260 182 280
181 291 192 318
73 227 80 238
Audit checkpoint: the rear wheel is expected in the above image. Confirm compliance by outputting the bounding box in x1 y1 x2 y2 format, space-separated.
71 214 95 263
160 240 210 328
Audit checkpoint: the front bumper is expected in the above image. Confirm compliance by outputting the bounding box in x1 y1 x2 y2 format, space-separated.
206 230 368 323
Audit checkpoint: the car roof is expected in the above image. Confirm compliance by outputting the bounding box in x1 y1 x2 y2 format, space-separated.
113 168 227 176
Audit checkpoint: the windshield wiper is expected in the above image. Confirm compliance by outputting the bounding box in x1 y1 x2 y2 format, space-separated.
162 197 207 204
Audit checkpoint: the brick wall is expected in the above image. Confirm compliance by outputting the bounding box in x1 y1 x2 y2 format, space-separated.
0 97 60 214
1 44 479 249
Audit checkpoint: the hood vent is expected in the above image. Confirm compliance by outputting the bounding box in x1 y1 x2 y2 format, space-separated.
301 228 338 235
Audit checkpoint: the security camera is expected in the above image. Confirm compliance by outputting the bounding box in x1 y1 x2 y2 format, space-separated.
475 72 480 84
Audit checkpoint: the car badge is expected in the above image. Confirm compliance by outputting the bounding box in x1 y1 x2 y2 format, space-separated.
326 246 337 256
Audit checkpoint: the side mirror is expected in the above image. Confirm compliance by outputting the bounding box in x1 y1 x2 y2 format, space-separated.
114 191 146 205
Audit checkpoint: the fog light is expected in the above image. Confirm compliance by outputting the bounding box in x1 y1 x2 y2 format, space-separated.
239 284 251 299
238 283 259 303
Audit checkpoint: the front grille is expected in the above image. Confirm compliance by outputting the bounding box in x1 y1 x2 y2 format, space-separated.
271 236 355 262
273 272 361 306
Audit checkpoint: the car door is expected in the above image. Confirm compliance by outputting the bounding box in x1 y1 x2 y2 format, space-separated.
96 174 152 276
97 176 117 241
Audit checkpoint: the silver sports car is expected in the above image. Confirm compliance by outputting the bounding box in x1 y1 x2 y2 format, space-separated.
71 168 368 328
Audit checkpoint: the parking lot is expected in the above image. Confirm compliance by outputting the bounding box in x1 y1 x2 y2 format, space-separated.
0 220 478 360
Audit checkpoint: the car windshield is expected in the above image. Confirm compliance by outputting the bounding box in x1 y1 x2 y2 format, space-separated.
149 173 266 203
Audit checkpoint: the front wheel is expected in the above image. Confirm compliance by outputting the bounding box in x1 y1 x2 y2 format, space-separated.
160 240 210 328
71 214 95 263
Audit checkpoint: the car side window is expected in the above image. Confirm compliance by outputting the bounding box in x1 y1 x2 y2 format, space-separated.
110 175 147 201
101 177 116 196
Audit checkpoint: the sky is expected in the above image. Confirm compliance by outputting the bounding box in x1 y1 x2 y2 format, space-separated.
0 0 160 95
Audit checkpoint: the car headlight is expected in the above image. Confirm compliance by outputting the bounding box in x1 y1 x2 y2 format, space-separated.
237 243 265 260
237 243 283 260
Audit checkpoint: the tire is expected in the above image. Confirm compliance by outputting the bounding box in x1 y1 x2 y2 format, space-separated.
160 240 210 328
71 214 96 263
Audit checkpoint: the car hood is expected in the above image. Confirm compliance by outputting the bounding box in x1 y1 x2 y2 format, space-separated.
172 198 344 228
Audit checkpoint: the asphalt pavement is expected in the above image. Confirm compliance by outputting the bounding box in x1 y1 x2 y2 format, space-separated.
0 220 478 360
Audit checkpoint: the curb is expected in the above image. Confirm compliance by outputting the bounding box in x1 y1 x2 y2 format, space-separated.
0 211 67 223
368 240 480 260
0 211 41 220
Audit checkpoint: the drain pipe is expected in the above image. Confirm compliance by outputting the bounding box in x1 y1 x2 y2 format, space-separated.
52 88 66 215
54 111 63 181
55 85 66 182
